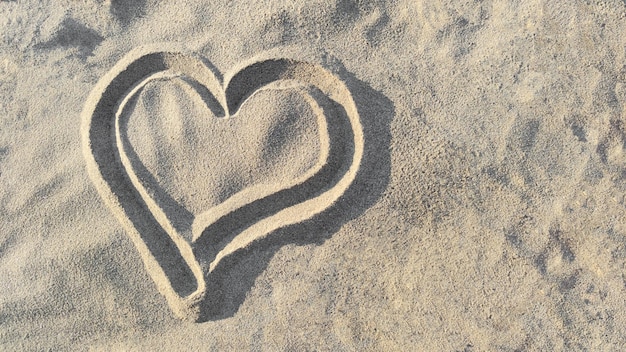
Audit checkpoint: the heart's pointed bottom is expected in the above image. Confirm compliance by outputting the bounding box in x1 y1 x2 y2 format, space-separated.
170 290 205 322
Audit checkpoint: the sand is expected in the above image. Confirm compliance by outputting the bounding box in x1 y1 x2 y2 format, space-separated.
2 0 626 350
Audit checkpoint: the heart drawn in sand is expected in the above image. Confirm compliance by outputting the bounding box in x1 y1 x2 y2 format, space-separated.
81 47 363 321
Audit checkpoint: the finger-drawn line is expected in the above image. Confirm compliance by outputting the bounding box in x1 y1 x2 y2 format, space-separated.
81 48 364 321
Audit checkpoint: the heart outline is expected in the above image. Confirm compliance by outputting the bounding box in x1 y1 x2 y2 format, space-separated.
81 47 364 321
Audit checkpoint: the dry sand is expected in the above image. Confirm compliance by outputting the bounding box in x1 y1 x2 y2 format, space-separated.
2 0 626 350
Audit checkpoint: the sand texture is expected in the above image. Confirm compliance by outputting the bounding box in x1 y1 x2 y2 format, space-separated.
2 0 626 350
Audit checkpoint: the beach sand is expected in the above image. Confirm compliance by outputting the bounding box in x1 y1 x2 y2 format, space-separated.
2 0 626 350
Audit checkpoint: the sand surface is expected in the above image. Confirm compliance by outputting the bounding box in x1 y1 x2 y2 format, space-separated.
2 0 626 350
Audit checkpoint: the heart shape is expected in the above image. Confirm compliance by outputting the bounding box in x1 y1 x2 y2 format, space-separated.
81 47 363 321
123 82 322 231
